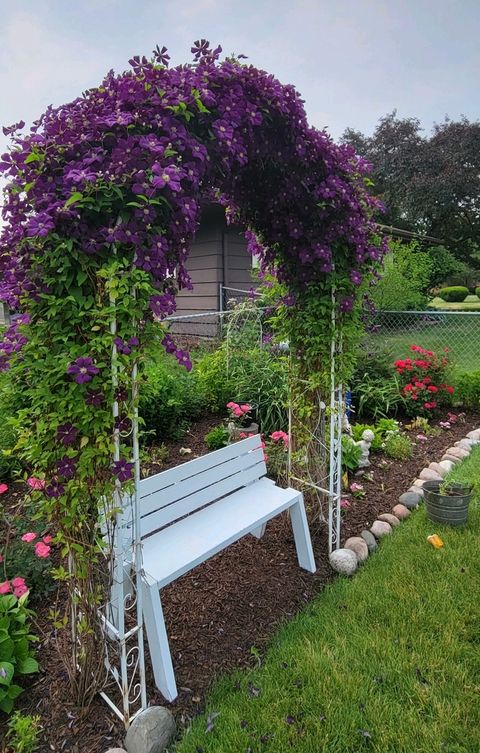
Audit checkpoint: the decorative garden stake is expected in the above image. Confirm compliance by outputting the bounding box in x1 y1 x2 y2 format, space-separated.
0 41 385 718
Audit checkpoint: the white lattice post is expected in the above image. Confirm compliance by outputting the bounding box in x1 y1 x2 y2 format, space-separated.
328 290 343 553
100 282 147 726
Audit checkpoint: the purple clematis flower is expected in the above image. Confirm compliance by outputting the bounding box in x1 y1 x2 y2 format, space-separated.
85 390 105 407
57 424 78 446
151 164 183 192
45 480 65 498
56 456 77 480
67 357 100 384
175 349 192 371
26 212 54 238
350 269 363 285
112 459 133 482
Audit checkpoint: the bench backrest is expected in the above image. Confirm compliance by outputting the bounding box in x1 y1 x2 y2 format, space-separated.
138 435 266 539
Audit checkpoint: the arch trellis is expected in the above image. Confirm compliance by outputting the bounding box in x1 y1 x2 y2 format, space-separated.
0 41 386 723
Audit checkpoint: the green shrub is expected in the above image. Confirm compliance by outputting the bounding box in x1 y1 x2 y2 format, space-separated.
0 372 29 481
196 346 288 434
350 373 405 420
384 433 413 459
6 711 41 752
426 245 469 289
476 286 480 299
351 418 400 451
0 594 38 713
437 286 469 302
456 371 480 410
204 425 229 451
139 355 206 442
195 347 231 412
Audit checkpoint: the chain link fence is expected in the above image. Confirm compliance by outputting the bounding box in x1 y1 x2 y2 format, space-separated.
364 310 480 374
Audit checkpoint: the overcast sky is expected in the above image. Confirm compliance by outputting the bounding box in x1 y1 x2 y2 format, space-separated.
1 0 479 159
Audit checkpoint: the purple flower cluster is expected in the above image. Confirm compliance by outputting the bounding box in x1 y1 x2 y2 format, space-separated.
0 40 385 376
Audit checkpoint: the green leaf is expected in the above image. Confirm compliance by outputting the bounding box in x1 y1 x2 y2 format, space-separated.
0 695 14 713
0 638 14 661
0 661 14 685
65 191 83 208
16 656 38 675
25 152 42 164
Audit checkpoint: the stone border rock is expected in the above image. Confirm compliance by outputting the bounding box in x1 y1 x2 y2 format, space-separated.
329 427 480 576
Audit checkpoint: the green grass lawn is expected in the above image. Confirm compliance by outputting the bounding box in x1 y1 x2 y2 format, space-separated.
175 449 480 753
366 315 480 375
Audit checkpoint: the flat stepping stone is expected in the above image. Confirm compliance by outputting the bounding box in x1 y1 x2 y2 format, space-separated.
329 549 358 576
429 462 448 477
392 503 410 520
344 536 369 563
419 468 443 481
399 491 422 508
370 520 392 538
360 529 378 552
378 512 400 527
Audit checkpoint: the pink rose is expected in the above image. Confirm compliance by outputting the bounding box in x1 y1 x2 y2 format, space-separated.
34 542 51 559
42 535 53 544
11 577 26 588
0 484 8 495
340 499 351 509
240 404 251 413
226 401 237 409
27 477 45 490
0 581 11 595
13 584 29 598
21 532 37 543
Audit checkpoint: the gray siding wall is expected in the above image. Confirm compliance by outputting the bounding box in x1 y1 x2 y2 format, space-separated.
175 205 256 319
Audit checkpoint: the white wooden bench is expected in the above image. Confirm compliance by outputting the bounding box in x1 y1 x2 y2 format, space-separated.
125 434 316 702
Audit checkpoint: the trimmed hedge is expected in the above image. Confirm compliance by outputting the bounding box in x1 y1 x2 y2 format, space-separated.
476 286 480 298
455 371 480 410
437 286 469 302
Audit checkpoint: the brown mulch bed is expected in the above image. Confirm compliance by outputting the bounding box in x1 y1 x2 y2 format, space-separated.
1 412 479 752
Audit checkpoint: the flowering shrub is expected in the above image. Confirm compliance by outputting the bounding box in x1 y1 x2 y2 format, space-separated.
394 345 454 416
1 525 54 601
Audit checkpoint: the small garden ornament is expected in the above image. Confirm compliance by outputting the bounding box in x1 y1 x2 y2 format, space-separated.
356 429 375 468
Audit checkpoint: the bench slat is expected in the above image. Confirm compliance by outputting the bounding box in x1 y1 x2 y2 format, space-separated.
140 444 265 520
141 457 266 537
139 435 263 500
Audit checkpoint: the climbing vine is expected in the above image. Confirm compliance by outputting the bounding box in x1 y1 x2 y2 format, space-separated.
0 41 385 703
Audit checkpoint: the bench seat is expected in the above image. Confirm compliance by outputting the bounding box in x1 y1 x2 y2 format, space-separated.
141 477 301 589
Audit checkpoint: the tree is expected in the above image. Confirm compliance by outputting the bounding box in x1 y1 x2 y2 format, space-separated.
342 113 480 264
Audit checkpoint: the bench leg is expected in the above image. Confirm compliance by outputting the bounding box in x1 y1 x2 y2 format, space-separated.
143 583 178 702
251 522 267 539
290 497 316 573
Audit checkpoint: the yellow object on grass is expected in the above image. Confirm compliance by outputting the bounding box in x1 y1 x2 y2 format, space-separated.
427 534 444 549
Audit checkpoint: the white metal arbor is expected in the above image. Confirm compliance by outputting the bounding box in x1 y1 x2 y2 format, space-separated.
100 296 343 725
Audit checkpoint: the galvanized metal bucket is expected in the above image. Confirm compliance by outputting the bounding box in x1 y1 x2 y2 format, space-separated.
422 480 473 526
